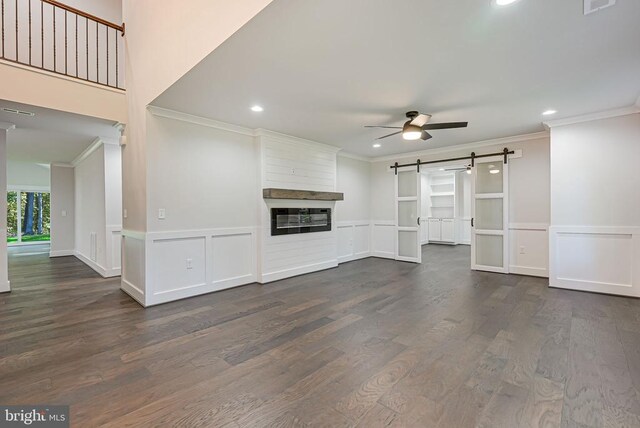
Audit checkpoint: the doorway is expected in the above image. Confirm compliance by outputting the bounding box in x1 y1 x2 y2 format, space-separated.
7 190 51 245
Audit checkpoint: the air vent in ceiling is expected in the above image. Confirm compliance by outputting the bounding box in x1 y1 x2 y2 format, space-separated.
584 0 616 15
2 107 35 116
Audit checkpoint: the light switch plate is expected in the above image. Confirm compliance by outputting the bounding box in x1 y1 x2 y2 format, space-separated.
158 208 166 220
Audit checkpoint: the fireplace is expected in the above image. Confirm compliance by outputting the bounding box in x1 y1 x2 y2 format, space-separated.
270 208 332 236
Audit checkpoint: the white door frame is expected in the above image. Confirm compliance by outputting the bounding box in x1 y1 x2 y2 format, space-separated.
395 167 421 263
471 155 509 273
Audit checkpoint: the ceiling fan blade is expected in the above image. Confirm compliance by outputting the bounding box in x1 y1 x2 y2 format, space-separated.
422 122 468 130
420 131 432 141
364 125 402 129
376 131 402 140
410 113 431 127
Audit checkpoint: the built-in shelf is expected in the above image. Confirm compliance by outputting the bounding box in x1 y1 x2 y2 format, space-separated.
263 188 344 201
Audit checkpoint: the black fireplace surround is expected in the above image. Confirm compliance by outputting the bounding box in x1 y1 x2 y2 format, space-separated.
270 208 332 236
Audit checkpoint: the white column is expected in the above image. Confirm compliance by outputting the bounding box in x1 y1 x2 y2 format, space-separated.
0 122 16 292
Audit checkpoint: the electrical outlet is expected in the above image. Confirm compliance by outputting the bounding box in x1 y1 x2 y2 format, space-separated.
291 168 295 175
158 208 166 220
61 210 67 217
519 246 525 255
186 258 193 269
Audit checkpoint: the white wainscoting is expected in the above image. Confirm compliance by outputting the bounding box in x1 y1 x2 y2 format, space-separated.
549 226 640 297
509 223 549 278
105 225 122 276
337 221 371 263
121 231 146 305
372 221 395 259
121 227 257 307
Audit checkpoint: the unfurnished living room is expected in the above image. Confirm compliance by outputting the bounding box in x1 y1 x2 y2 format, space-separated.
0 0 639 427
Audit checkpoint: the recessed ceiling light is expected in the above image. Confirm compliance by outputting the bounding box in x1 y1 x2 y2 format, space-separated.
372 143 381 148
493 0 520 5
542 109 557 116
489 169 501 174
250 105 264 112
439 168 445 171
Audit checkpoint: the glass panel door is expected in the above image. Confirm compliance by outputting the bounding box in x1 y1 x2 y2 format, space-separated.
395 169 421 263
471 157 508 273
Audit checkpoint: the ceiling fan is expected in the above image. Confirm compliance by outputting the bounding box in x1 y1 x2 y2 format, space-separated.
365 111 468 141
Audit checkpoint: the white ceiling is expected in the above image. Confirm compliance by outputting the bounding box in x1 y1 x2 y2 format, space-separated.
153 0 640 157
0 100 120 164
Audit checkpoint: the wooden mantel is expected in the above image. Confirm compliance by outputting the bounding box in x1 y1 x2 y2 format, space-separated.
263 188 344 201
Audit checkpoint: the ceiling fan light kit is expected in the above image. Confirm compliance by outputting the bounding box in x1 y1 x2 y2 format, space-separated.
402 122 422 140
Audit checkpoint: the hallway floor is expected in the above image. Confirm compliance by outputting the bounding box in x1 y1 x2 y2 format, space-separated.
1 245 640 427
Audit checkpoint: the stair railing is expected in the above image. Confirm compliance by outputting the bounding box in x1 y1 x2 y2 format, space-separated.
1 0 125 89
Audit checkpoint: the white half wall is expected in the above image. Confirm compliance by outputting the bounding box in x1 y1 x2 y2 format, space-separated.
549 112 640 296
50 165 75 257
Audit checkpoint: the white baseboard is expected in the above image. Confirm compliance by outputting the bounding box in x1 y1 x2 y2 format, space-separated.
0 280 9 293
509 265 548 278
260 259 338 284
121 278 145 306
338 251 370 264
75 251 121 278
50 250 74 257
371 251 395 260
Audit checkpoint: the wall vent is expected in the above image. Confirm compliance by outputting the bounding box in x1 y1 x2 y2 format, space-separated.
584 0 616 15
1 107 35 116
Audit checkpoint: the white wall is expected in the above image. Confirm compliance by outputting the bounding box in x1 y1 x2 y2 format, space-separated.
146 115 258 232
0 128 10 292
123 112 259 306
74 142 122 277
75 145 106 267
50 165 75 257
7 161 51 189
121 0 273 235
549 112 640 297
336 155 372 263
370 134 550 276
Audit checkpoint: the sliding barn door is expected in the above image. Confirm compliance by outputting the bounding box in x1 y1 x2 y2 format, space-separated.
471 156 509 273
395 168 421 263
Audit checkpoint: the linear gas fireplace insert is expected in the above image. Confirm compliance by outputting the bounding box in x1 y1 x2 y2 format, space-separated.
270 208 332 236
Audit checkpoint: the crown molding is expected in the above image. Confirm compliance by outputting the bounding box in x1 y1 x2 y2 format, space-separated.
71 137 104 166
369 131 548 163
543 105 640 129
147 105 341 154
0 121 16 130
51 162 74 168
147 105 255 137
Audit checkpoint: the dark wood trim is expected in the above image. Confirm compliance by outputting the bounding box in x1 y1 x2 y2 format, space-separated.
42 0 125 35
263 188 344 201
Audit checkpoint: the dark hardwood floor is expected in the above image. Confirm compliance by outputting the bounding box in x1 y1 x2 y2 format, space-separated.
1 244 640 427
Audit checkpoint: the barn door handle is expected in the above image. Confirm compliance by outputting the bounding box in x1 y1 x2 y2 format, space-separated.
417 217 421 226
471 218 474 227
